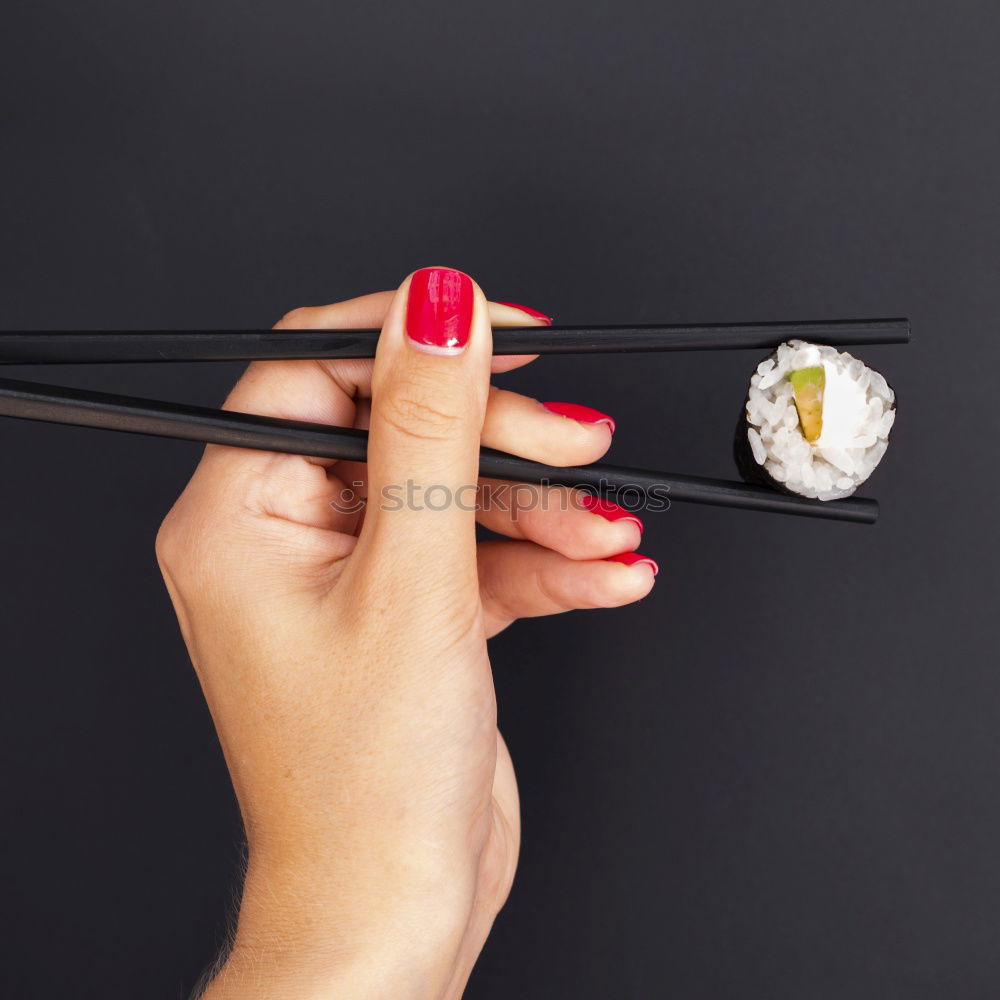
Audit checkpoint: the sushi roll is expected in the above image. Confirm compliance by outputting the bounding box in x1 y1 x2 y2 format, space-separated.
735 340 896 501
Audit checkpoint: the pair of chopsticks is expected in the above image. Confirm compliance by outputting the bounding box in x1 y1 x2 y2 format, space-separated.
0 319 910 523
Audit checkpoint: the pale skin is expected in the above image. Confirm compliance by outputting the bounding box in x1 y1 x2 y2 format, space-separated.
157 270 656 999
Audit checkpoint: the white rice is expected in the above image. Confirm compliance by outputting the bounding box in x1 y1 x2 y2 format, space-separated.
745 340 896 500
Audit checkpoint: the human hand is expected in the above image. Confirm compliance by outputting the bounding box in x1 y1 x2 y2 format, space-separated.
157 268 657 999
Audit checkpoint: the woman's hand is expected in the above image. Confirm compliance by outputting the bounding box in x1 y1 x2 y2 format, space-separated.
157 268 657 999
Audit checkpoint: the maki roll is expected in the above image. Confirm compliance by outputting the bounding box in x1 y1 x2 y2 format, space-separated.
736 340 896 501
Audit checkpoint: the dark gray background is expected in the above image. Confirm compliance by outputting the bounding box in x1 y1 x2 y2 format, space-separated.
1 1 998 997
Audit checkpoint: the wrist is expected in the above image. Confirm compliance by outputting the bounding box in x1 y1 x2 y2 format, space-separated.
205 936 459 1000
201 851 477 1000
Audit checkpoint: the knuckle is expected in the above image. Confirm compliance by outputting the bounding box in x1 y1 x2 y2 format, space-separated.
154 509 182 575
380 390 464 442
155 500 219 589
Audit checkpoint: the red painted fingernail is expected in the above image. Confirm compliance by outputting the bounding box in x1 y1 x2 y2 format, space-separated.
606 552 659 576
496 301 553 325
406 267 474 355
580 494 644 533
541 401 616 433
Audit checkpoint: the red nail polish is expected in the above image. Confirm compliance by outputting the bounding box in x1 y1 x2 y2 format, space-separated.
496 301 553 325
580 494 644 533
542 401 616 433
406 268 474 355
606 552 659 576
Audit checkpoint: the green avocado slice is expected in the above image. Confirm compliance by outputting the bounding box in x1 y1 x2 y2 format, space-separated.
789 365 825 443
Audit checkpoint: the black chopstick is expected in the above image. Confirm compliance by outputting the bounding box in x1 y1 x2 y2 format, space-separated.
0 319 910 365
0 376 879 523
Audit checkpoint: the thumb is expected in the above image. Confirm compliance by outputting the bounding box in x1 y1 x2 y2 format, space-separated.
361 267 493 578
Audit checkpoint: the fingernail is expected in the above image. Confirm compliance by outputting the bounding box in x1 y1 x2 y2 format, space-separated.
541 402 616 433
580 494 644 533
496 301 553 325
406 267 474 355
606 552 659 576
